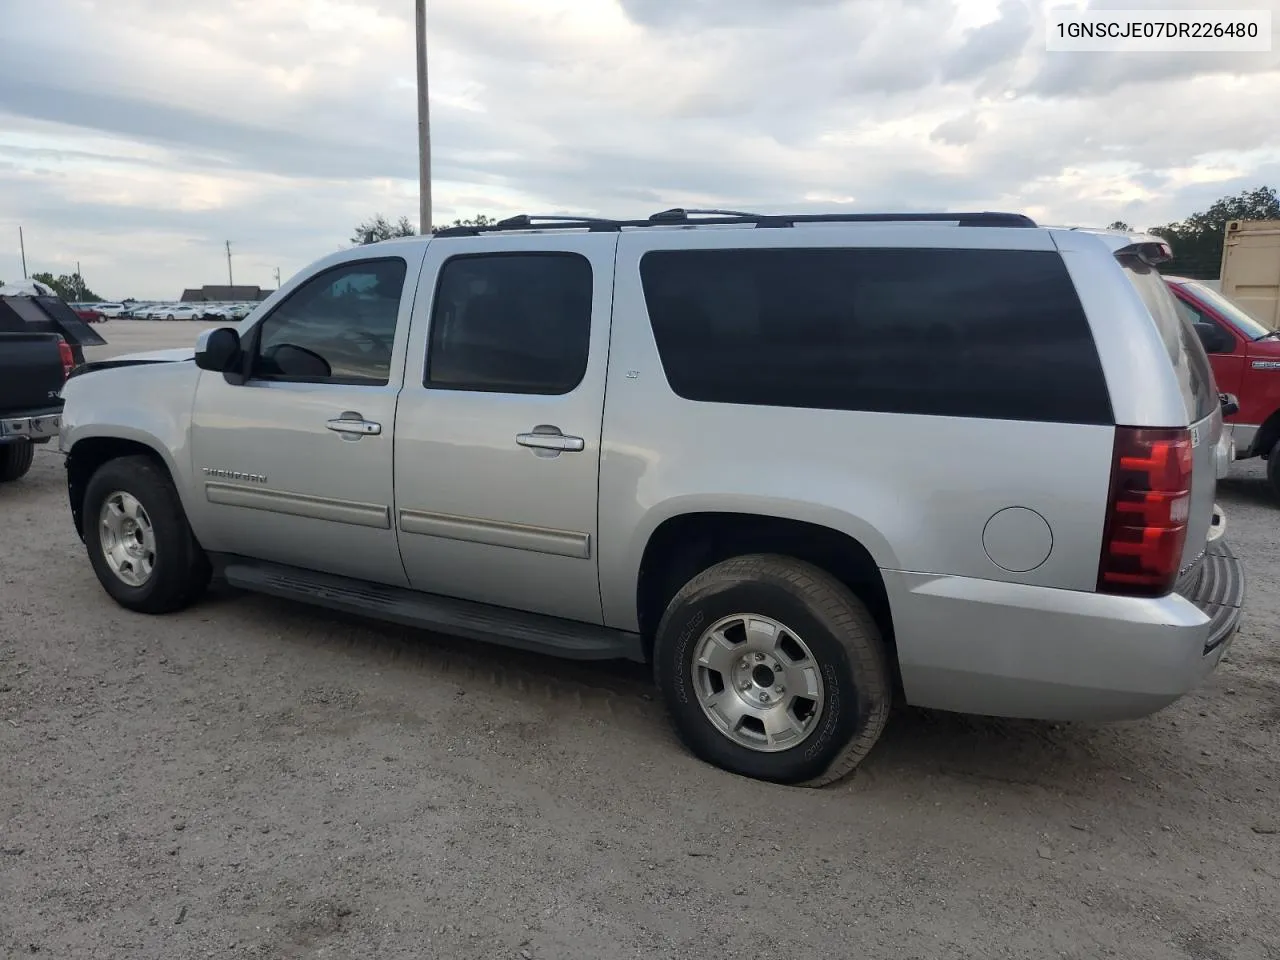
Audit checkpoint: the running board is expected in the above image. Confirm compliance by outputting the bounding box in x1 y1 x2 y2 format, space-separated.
214 557 645 663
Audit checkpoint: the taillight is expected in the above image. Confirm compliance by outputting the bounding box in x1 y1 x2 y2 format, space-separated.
57 336 74 381
1097 426 1193 597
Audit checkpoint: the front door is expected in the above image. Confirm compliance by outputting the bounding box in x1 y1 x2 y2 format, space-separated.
188 249 424 586
1173 288 1245 399
393 234 618 624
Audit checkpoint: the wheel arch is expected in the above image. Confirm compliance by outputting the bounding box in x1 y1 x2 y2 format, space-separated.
65 433 184 543
633 510 900 694
1250 409 1280 460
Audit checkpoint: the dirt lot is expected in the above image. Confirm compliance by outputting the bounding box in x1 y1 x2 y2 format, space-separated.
2 321 1278 959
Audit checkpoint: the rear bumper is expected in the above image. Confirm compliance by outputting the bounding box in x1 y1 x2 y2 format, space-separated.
0 409 61 443
888 540 1246 722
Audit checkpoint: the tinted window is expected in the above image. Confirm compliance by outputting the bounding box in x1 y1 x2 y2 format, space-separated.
1180 280 1272 339
252 258 406 385
425 253 592 395
1119 257 1217 422
639 247 1112 424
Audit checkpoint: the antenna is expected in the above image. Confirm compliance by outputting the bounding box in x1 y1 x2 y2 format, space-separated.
225 241 234 286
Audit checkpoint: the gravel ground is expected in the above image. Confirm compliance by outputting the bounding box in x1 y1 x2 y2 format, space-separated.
2 322 1277 959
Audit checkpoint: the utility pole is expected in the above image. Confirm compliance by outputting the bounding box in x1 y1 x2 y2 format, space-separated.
76 260 83 299
415 0 432 235
225 241 234 286
273 266 281 290
18 226 27 278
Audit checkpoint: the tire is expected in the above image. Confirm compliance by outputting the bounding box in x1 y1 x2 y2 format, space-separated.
653 553 892 787
0 442 35 482
1268 439 1280 501
82 455 211 614
165 314 175 321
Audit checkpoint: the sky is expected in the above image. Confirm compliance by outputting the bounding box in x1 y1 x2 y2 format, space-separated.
0 0 1277 299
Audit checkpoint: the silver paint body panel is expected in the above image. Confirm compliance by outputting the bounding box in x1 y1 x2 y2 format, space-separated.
60 223 1236 721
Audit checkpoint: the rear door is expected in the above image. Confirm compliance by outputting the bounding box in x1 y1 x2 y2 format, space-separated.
393 233 617 625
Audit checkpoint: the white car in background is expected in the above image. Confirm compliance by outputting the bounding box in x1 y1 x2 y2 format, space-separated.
159 305 204 321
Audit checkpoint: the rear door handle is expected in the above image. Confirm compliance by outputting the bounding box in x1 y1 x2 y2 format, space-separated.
516 428 585 452
327 417 381 437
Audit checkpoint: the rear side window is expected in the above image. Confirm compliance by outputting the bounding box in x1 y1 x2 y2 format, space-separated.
425 253 593 395
639 247 1113 424
1118 257 1217 422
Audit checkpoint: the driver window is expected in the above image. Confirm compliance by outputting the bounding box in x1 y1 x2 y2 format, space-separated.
252 257 407 385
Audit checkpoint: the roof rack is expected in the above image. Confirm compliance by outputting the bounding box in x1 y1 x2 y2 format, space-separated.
432 209 1037 236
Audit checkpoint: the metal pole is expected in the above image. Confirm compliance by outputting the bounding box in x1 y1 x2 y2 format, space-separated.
19 226 27 278
225 241 233 286
76 260 82 299
274 267 281 289
416 0 432 235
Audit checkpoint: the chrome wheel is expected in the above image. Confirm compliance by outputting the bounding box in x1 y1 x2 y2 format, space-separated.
690 613 826 753
99 491 157 587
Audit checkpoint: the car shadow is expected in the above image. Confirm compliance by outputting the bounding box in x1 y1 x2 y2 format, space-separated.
1217 473 1276 508
213 584 1141 791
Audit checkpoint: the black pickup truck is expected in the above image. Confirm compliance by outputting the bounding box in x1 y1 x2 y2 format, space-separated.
0 293 105 482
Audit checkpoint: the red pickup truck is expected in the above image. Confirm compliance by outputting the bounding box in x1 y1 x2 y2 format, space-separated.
1167 275 1280 496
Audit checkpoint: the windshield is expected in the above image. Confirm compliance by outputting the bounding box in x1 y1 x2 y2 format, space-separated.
1178 280 1275 338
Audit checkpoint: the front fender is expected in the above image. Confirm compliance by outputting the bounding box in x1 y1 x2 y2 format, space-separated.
60 360 202 535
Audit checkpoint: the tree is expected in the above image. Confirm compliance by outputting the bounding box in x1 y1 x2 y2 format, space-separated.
29 271 102 301
1149 186 1280 279
1107 220 1132 231
350 214 499 245
351 214 417 246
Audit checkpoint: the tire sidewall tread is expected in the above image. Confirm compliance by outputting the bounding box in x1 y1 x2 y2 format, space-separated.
653 553 892 788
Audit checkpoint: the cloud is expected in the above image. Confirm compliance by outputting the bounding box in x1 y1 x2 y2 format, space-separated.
0 0 1277 297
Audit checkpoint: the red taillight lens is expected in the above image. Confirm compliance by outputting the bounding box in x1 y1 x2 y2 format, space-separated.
1097 426 1193 597
57 336 74 381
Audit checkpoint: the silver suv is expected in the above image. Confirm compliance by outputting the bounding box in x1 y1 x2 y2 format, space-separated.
59 209 1246 786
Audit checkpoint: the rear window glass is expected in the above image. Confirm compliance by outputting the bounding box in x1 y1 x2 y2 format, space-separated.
639 247 1113 425
1119 258 1217 422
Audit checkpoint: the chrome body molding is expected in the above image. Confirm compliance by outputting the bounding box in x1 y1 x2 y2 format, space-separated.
205 482 390 529
398 508 592 560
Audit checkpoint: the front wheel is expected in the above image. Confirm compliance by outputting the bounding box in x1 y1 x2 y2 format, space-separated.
653 554 892 787
0 442 35 482
83 455 211 614
1268 439 1280 501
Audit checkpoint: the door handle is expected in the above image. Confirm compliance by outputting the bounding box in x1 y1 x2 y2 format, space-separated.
516 428 585 452
327 417 381 437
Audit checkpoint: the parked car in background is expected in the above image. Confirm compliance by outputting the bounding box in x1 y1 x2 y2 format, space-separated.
59 212 1244 787
1168 274 1280 497
71 304 105 324
96 303 132 319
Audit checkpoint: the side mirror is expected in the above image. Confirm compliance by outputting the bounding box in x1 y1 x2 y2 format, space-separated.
195 327 241 372
1193 322 1232 354
1220 393 1240 417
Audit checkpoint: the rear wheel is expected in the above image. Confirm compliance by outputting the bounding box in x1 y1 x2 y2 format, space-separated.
83 455 210 613
0 442 35 482
653 554 892 787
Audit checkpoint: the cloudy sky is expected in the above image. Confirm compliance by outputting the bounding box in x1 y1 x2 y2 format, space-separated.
1 0 1277 299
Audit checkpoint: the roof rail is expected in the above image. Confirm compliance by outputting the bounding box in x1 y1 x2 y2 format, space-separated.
433 209 1038 236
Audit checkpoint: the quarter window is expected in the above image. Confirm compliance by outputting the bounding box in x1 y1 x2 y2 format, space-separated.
425 253 593 395
639 247 1114 425
252 258 407 385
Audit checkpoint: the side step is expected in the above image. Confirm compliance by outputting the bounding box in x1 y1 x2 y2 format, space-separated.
215 557 645 663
